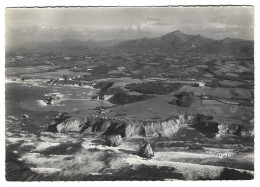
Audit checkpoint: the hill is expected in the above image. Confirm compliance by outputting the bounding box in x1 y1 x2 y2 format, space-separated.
114 30 253 54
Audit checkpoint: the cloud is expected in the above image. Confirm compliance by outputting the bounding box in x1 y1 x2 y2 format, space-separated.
130 25 138 32
206 23 238 29
5 7 254 43
139 20 157 30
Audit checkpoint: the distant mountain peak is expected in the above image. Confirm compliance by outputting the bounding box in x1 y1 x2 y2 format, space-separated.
111 30 253 54
161 30 188 38
166 30 186 36
171 30 182 33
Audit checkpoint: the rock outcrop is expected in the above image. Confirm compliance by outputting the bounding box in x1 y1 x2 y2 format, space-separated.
47 112 71 132
190 114 219 138
188 114 254 139
105 134 122 147
217 123 254 138
22 114 29 119
43 94 62 105
138 142 154 158
47 79 59 85
21 77 31 81
46 113 253 141
57 118 86 133
47 115 187 139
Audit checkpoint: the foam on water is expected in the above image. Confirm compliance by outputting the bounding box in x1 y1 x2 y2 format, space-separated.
34 142 61 151
37 100 48 107
21 142 36 147
45 93 64 98
6 137 25 144
5 79 17 83
5 131 14 137
21 152 69 166
39 132 82 144
30 167 61 174
89 173 102 176
6 115 19 120
81 140 120 153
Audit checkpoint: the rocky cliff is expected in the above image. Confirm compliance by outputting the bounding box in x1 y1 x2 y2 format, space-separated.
47 113 254 139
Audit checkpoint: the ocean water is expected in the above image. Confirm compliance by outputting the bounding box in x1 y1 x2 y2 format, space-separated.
5 81 109 180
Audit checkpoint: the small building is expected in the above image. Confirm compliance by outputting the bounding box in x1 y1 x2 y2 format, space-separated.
201 95 210 100
117 66 126 72
64 57 71 60
198 82 205 87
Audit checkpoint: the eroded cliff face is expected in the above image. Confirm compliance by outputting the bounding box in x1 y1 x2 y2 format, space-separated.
217 123 254 138
47 113 254 139
47 114 188 138
10 112 253 181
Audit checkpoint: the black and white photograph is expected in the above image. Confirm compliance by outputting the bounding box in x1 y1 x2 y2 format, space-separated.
4 6 255 181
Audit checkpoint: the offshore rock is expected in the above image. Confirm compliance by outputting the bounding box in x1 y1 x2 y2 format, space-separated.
105 134 122 147
138 142 154 158
217 123 254 138
43 93 62 105
57 118 86 133
47 112 71 132
22 114 29 119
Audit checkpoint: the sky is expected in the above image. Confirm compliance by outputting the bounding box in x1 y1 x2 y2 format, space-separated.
5 7 254 45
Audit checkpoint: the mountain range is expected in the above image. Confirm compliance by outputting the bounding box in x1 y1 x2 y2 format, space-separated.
113 30 254 54
8 30 254 54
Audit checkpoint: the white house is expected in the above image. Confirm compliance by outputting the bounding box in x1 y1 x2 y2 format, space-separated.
117 66 126 72
198 82 205 87
64 57 71 60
